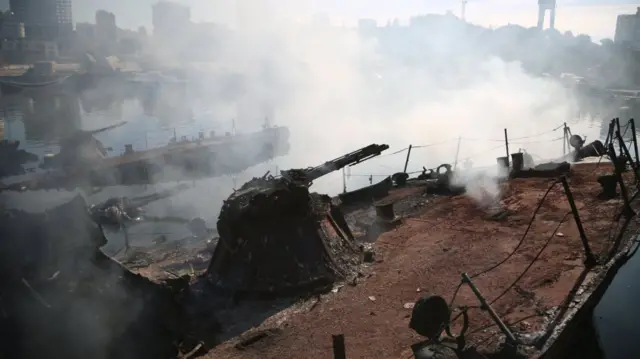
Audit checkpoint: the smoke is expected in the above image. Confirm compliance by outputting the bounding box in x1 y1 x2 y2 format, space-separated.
162 2 582 210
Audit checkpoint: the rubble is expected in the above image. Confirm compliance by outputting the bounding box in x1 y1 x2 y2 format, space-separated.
0 195 187 359
0 139 38 178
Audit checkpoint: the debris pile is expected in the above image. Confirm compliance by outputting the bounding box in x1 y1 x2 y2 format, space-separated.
0 195 184 359
207 144 389 296
0 139 38 177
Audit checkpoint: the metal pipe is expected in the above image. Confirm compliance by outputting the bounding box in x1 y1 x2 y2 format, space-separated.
560 177 597 267
461 273 518 344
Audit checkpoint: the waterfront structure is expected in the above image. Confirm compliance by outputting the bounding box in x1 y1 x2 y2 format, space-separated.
537 0 556 30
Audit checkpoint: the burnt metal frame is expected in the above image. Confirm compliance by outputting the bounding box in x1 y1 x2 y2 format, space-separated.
560 177 598 267
630 118 639 168
608 143 636 220
615 129 640 187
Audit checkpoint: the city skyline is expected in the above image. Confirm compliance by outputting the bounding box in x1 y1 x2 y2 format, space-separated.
0 1 634 40
69 0 637 40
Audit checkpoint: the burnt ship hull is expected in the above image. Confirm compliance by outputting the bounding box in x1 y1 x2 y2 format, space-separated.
5 126 290 191
88 127 290 187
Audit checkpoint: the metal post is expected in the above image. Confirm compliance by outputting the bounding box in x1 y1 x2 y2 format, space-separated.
560 177 597 267
604 120 614 148
461 273 518 344
504 129 510 168
342 167 347 194
631 118 639 167
609 142 636 220
616 129 640 186
563 122 567 156
403 145 413 173
453 136 461 170
332 334 346 359
615 118 624 155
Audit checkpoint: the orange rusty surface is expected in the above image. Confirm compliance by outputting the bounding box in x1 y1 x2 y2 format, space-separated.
204 162 637 359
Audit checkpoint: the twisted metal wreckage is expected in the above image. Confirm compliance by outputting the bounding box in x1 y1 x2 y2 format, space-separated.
0 143 390 359
2 120 640 359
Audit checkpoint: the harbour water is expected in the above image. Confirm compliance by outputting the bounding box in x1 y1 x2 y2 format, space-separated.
593 238 640 359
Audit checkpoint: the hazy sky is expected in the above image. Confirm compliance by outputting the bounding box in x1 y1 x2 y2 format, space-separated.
72 0 638 40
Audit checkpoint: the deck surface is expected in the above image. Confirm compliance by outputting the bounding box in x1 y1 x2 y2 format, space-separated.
198 162 636 359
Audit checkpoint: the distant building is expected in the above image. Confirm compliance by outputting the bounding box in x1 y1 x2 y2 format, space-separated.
1 12 25 39
95 10 117 55
614 7 640 50
74 22 95 53
9 0 72 41
152 1 190 39
1 38 58 63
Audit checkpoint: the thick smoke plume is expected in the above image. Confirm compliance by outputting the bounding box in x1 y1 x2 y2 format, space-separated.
174 1 581 210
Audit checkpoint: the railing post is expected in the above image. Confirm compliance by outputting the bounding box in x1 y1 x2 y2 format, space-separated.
560 176 597 267
563 122 568 156
403 145 412 173
504 129 510 168
630 118 639 167
608 143 635 220
615 118 624 155
615 129 640 186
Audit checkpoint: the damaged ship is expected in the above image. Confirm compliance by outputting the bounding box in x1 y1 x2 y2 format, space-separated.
208 143 390 296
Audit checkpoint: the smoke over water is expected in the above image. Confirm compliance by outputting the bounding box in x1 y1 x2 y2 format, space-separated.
180 2 580 209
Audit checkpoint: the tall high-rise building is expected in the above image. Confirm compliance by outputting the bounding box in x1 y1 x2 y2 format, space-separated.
152 1 190 39
9 0 72 40
614 7 640 50
95 10 117 55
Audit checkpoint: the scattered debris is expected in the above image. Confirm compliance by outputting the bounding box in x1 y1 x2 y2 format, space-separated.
234 328 283 350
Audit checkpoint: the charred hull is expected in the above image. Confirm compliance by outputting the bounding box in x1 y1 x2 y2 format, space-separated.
208 192 361 295
207 144 390 296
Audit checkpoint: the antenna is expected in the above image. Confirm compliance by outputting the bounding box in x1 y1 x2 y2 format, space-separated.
461 0 468 21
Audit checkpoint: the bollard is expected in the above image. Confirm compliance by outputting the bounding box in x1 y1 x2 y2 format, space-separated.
332 334 346 359
374 200 396 222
